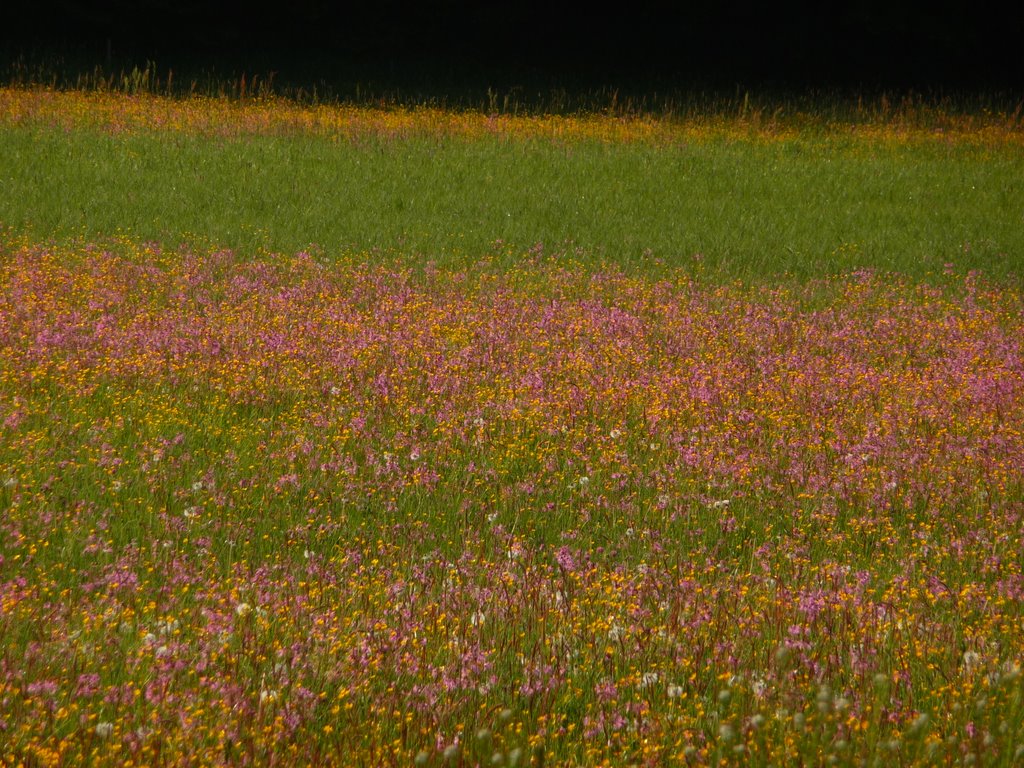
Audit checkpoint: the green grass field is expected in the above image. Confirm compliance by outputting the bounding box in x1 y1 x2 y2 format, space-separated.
2 89 1023 766
1 120 1021 281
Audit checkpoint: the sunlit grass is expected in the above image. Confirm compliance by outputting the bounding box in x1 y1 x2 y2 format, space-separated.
0 87 1022 282
1 88 1022 765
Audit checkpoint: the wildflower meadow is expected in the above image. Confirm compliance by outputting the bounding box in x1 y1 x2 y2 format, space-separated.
0 88 1022 766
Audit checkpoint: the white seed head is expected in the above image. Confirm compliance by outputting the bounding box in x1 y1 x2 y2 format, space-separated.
962 650 982 674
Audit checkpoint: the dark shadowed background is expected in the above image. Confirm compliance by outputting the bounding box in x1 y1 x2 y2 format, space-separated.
2 1 1022 97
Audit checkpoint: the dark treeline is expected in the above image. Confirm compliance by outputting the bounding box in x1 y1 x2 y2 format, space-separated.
2 1 1022 97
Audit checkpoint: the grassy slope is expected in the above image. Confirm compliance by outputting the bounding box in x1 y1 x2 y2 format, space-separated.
1 124 1021 281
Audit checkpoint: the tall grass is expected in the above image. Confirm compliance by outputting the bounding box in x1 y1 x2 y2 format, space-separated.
1 84 1023 765
3 56 1023 124
1 115 1021 282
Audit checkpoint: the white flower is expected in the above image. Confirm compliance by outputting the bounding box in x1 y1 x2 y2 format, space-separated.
470 611 486 627
158 619 179 636
235 602 252 617
260 689 278 704
640 672 659 689
962 650 982 674
609 429 622 439
330 386 341 396
95 722 114 739
711 499 731 509
667 684 683 699
192 481 203 492
751 676 768 699
608 622 624 642
577 476 590 487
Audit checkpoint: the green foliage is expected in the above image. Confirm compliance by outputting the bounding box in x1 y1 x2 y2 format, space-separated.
0 125 1021 283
